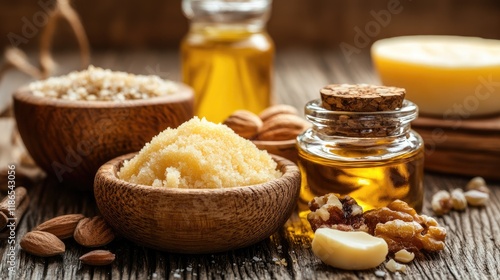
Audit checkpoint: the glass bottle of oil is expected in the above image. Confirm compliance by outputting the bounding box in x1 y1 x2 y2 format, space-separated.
181 0 274 123
297 99 424 219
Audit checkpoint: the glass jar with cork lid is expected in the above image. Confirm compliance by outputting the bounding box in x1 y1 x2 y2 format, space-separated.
297 84 424 218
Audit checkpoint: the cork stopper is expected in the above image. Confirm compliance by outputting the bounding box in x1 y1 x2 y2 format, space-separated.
320 84 405 112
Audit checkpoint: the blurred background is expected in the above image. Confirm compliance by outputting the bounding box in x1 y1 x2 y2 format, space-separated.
2 0 500 116
0 0 499 178
1 0 500 51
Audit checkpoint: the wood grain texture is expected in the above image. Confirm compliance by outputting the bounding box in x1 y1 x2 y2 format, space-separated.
0 50 499 279
0 167 499 279
414 114 500 132
13 84 193 189
413 115 500 180
94 153 301 254
418 148 500 181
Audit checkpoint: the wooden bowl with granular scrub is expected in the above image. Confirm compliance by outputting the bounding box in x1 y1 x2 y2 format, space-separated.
93 118 301 253
13 66 193 189
94 153 300 254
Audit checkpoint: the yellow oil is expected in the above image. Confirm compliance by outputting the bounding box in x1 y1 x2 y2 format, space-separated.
181 26 274 123
297 147 424 219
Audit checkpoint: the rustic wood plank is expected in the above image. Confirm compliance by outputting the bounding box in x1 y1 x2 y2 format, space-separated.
0 50 499 280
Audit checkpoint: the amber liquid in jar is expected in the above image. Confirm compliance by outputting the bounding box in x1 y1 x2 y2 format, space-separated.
297 147 424 219
297 99 425 219
181 27 274 123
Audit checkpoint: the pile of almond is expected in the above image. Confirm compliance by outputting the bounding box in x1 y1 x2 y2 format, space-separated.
223 105 310 141
20 214 115 266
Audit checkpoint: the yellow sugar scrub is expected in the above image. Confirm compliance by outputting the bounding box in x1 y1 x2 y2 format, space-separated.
372 35 500 117
118 117 282 188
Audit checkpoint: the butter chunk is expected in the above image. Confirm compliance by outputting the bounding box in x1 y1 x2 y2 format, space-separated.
312 228 388 270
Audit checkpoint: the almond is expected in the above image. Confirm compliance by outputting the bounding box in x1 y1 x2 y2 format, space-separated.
20 231 65 257
223 110 263 139
34 214 85 239
79 250 115 266
74 216 115 247
257 114 310 141
258 104 299 122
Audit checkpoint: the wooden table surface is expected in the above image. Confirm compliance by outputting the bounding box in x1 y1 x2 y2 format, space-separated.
0 50 499 280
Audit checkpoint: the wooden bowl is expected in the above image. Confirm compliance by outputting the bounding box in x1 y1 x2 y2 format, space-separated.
13 84 193 189
252 139 298 163
94 153 301 254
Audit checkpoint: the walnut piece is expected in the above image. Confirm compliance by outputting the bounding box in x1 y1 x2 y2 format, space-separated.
465 176 490 194
307 193 366 232
450 189 467 211
431 190 452 215
394 249 415 263
385 259 407 273
464 190 489 206
307 194 447 254
366 200 446 253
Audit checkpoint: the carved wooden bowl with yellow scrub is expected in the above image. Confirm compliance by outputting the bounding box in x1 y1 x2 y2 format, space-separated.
94 153 301 254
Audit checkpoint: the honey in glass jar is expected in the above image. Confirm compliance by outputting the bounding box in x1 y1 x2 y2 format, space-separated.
181 0 274 123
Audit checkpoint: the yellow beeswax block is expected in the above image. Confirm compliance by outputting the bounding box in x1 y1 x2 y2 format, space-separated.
371 35 500 117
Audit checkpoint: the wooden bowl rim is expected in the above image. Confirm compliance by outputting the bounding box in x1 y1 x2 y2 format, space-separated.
95 152 300 195
252 139 297 146
13 82 193 109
